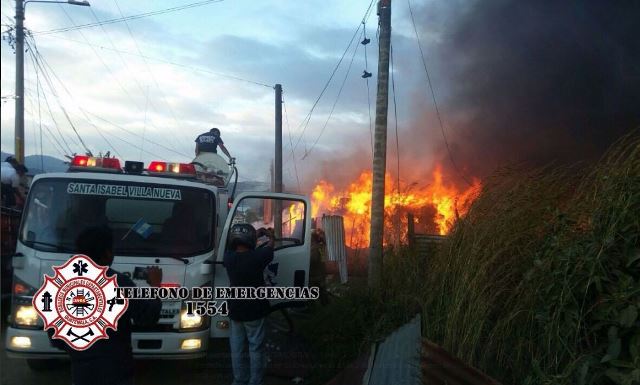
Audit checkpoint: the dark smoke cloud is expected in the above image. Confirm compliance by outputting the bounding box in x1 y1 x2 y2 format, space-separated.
423 0 640 180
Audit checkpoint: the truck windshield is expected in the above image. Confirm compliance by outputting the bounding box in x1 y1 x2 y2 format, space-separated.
20 178 215 257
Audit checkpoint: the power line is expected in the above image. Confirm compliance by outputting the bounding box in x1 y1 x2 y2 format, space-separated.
82 110 192 159
112 0 192 154
26 36 92 154
25 44 74 155
38 34 273 88
34 52 45 170
363 21 374 157
282 93 301 192
390 43 400 192
32 0 225 35
86 116 166 160
23 96 69 158
302 32 361 159
292 0 377 152
86 6 192 156
407 0 472 186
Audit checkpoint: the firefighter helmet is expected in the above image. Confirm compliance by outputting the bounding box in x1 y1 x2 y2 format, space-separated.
229 223 257 249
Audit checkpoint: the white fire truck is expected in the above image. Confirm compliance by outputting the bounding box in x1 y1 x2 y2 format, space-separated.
5 155 311 369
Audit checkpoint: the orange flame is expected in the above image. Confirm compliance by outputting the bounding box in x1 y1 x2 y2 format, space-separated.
311 166 480 248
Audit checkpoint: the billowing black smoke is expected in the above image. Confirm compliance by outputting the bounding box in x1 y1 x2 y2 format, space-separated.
425 0 640 180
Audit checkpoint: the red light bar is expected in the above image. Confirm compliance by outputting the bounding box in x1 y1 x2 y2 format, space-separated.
101 158 121 169
147 161 196 176
178 163 196 175
148 161 167 172
72 155 89 166
70 155 121 171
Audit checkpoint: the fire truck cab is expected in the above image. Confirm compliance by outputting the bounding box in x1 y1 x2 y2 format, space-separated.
5 155 311 367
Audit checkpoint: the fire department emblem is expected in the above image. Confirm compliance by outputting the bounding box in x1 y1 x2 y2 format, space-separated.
33 255 128 351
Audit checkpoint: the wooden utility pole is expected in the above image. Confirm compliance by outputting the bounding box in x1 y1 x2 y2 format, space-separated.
13 0 90 164
368 0 391 288
274 84 283 238
14 0 25 164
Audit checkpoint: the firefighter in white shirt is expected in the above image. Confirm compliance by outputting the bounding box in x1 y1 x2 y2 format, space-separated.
1 156 27 208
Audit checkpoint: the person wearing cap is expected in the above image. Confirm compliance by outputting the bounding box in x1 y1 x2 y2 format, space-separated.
223 223 274 385
195 127 232 159
1 156 27 208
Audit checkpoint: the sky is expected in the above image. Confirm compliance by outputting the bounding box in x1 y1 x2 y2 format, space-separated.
1 0 443 188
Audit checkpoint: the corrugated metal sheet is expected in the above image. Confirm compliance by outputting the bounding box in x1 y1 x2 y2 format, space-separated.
322 215 348 283
422 340 502 385
365 315 422 385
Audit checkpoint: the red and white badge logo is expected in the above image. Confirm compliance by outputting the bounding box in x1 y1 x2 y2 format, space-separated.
33 255 128 351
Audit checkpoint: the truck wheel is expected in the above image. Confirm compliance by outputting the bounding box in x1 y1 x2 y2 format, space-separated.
26 359 58 371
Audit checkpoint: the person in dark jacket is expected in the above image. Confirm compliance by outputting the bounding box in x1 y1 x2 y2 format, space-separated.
50 225 162 385
194 127 232 159
223 223 274 385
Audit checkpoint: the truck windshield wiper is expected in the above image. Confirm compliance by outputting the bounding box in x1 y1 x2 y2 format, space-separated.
115 248 190 264
23 240 70 252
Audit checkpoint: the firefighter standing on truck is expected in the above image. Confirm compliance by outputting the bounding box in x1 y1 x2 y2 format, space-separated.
195 127 232 159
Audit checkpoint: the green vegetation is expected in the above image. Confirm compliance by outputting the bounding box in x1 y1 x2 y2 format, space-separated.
297 275 419 384
422 132 639 384
298 133 638 384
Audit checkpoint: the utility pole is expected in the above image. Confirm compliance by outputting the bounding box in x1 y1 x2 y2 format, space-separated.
13 0 90 164
368 0 391 288
274 84 283 238
14 0 25 164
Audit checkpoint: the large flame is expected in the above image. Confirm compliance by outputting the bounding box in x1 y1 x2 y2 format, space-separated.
311 166 480 248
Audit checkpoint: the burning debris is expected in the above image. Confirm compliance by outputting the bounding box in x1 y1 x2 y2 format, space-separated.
311 167 480 248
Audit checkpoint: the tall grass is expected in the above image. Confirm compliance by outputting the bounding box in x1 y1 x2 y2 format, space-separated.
298 133 638 384
422 132 640 384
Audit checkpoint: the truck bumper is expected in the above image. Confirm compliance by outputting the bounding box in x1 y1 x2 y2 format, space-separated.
5 327 209 359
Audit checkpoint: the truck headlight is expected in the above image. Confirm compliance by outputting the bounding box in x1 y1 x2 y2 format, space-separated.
10 336 32 348
180 310 203 329
14 305 40 327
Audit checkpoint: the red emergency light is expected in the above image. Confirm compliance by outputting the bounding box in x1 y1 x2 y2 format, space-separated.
70 155 122 171
160 282 181 288
147 161 196 176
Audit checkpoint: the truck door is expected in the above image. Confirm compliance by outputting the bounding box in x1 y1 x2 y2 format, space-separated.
216 192 311 308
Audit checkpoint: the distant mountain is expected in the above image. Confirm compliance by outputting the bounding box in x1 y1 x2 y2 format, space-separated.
1 151 68 174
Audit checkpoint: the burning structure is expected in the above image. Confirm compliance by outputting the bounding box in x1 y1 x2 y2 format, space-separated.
311 167 480 249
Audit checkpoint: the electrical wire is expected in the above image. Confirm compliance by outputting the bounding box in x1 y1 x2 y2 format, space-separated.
39 34 273 89
282 93 302 192
82 110 192 159
24 95 69 158
33 49 45 171
302 32 361 159
363 22 374 157
26 37 92 154
292 0 377 152
32 0 225 35
25 44 74 155
407 0 472 186
390 43 400 192
86 7 191 155
112 0 193 154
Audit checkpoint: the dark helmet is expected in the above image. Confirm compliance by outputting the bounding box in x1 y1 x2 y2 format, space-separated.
210 127 221 137
229 223 256 249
